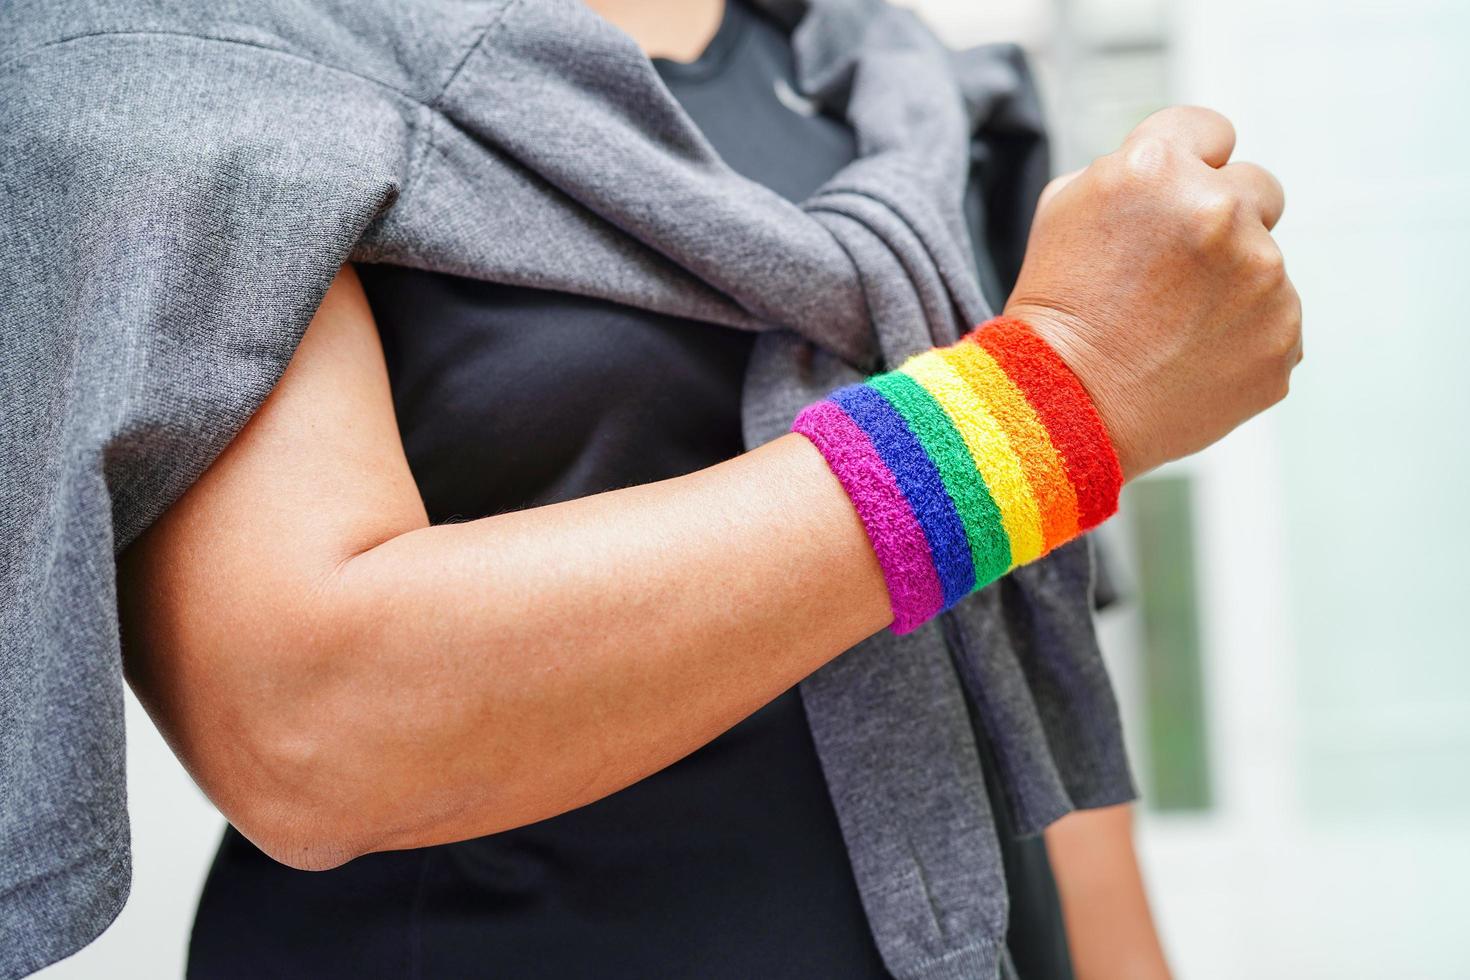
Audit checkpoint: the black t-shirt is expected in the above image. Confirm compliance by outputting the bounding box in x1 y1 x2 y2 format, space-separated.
188 4 1072 977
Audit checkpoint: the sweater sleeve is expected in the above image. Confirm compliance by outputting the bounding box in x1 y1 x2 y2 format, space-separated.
0 32 411 977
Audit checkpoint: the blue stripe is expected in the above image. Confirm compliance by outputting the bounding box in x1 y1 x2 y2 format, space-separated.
832 383 976 607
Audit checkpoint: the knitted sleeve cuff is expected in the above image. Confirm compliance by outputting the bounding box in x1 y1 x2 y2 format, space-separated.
793 316 1123 634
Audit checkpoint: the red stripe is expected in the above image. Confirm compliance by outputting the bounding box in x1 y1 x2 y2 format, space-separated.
970 318 1122 531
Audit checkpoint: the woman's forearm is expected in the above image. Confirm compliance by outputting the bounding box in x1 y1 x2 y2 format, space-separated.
319 434 889 860
1045 804 1173 980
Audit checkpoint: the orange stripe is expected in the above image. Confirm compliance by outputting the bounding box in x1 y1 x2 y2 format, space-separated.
973 319 1122 531
940 341 1081 551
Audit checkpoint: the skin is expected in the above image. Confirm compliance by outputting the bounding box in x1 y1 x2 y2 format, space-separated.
590 0 725 60
1012 110 1298 478
1047 804 1172 980
119 0 1297 974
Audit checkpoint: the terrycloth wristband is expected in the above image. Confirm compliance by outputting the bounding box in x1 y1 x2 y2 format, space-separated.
793 316 1123 634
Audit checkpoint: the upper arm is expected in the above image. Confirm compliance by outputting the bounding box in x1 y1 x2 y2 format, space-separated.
117 265 426 820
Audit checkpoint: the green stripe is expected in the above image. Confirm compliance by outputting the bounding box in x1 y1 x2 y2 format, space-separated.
868 372 1012 585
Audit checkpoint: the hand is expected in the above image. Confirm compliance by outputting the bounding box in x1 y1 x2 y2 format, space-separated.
1004 106 1302 480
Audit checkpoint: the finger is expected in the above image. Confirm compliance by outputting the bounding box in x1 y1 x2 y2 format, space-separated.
1127 106 1236 168
1038 168 1083 211
1220 161 1285 230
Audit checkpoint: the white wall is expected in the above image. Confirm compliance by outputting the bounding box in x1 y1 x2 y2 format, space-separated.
1132 0 1470 976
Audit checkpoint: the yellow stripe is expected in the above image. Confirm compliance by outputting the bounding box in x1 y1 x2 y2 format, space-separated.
900 350 1045 566
943 340 1082 552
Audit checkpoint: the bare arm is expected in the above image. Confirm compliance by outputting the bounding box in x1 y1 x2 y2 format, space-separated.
1046 804 1173 980
120 107 1297 872
120 264 890 869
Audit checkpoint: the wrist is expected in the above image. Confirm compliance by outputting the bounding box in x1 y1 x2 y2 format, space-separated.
1002 302 1145 481
792 316 1122 633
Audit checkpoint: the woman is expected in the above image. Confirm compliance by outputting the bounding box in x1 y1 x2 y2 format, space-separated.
3 0 1296 977
168 8 1137 971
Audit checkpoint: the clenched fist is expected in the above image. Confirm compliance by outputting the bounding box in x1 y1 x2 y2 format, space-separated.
1006 106 1302 480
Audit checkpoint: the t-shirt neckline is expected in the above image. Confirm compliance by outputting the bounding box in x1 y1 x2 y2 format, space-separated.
651 0 747 83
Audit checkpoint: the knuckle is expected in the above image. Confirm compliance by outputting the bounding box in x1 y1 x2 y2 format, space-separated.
1088 154 1131 201
1191 192 1240 247
1120 135 1175 179
1182 105 1236 138
1266 309 1302 372
1273 322 1301 362
1280 290 1304 367
1247 242 1287 286
1151 105 1237 143
1279 284 1304 335
1258 163 1285 197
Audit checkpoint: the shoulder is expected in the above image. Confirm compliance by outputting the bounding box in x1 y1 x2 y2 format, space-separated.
0 4 431 214
0 0 489 104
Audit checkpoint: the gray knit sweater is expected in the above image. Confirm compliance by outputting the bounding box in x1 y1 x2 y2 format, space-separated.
0 1 1134 976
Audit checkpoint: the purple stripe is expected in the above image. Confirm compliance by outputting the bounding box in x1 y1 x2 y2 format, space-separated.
793 400 945 633
833 382 975 607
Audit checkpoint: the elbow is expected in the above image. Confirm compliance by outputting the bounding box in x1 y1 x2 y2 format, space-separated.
234 804 365 873
217 720 377 872
122 539 415 870
197 656 385 873
130 571 495 868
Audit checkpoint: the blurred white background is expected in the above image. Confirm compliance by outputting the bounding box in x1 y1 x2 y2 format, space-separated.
39 0 1470 977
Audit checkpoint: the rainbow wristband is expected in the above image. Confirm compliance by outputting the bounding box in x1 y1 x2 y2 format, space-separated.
793 317 1123 634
